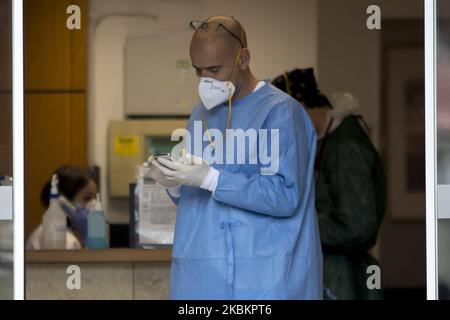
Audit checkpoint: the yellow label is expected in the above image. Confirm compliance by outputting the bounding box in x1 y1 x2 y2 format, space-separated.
114 136 140 156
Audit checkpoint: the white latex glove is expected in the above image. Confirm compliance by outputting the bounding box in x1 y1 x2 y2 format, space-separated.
151 154 211 187
142 158 180 188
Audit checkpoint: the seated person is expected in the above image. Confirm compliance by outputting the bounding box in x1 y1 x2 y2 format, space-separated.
26 166 98 250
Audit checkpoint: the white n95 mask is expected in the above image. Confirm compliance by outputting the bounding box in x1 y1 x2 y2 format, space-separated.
198 77 236 110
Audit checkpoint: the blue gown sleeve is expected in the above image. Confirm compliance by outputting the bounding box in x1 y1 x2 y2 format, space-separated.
212 100 316 218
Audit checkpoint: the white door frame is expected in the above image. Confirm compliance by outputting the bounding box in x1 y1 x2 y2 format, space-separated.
12 0 24 300
7 0 442 301
425 0 438 300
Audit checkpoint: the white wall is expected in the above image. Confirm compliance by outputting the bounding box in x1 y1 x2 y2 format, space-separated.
88 0 318 223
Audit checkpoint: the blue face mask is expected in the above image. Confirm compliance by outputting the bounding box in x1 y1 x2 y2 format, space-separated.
59 198 93 246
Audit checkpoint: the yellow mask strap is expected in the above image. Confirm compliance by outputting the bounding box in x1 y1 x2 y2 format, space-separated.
226 27 244 129
204 121 214 147
205 28 244 147
283 72 292 96
226 49 241 129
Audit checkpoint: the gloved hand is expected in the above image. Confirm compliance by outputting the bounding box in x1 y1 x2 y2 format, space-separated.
142 157 180 188
59 196 89 246
151 153 211 187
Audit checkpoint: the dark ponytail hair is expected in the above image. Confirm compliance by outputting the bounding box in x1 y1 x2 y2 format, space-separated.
40 166 97 208
272 68 332 109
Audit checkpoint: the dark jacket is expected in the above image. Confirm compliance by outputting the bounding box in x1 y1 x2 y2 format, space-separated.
316 115 386 300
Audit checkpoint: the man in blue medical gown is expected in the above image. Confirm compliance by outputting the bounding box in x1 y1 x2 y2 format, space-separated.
149 16 323 300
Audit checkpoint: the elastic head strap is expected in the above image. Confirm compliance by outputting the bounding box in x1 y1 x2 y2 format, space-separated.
283 72 292 96
225 27 245 129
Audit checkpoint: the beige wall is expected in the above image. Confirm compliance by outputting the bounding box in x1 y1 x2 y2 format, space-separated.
317 0 424 289
317 0 423 149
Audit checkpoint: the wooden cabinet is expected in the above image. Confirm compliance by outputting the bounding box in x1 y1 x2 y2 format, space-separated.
24 0 86 91
24 0 87 237
25 93 86 236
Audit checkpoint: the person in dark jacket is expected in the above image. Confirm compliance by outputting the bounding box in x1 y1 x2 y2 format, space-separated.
273 68 386 300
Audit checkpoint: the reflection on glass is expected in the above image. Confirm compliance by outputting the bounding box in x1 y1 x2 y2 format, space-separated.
437 0 450 185
0 0 13 300
437 0 450 300
0 221 13 299
438 221 450 299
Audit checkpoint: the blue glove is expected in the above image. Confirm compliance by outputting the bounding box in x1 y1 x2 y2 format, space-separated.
59 198 89 246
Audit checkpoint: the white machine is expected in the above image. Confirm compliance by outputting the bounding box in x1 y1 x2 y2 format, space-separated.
124 31 199 116
108 118 188 197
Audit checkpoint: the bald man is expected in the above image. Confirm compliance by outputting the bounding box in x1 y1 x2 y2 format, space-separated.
149 16 323 299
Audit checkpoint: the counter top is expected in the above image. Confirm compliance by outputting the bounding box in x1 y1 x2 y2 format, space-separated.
26 248 172 264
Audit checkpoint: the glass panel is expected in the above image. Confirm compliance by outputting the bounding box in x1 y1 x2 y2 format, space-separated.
0 0 13 300
436 0 450 300
22 0 428 300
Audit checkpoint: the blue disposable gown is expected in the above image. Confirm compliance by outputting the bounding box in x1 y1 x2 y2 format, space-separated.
169 82 323 299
